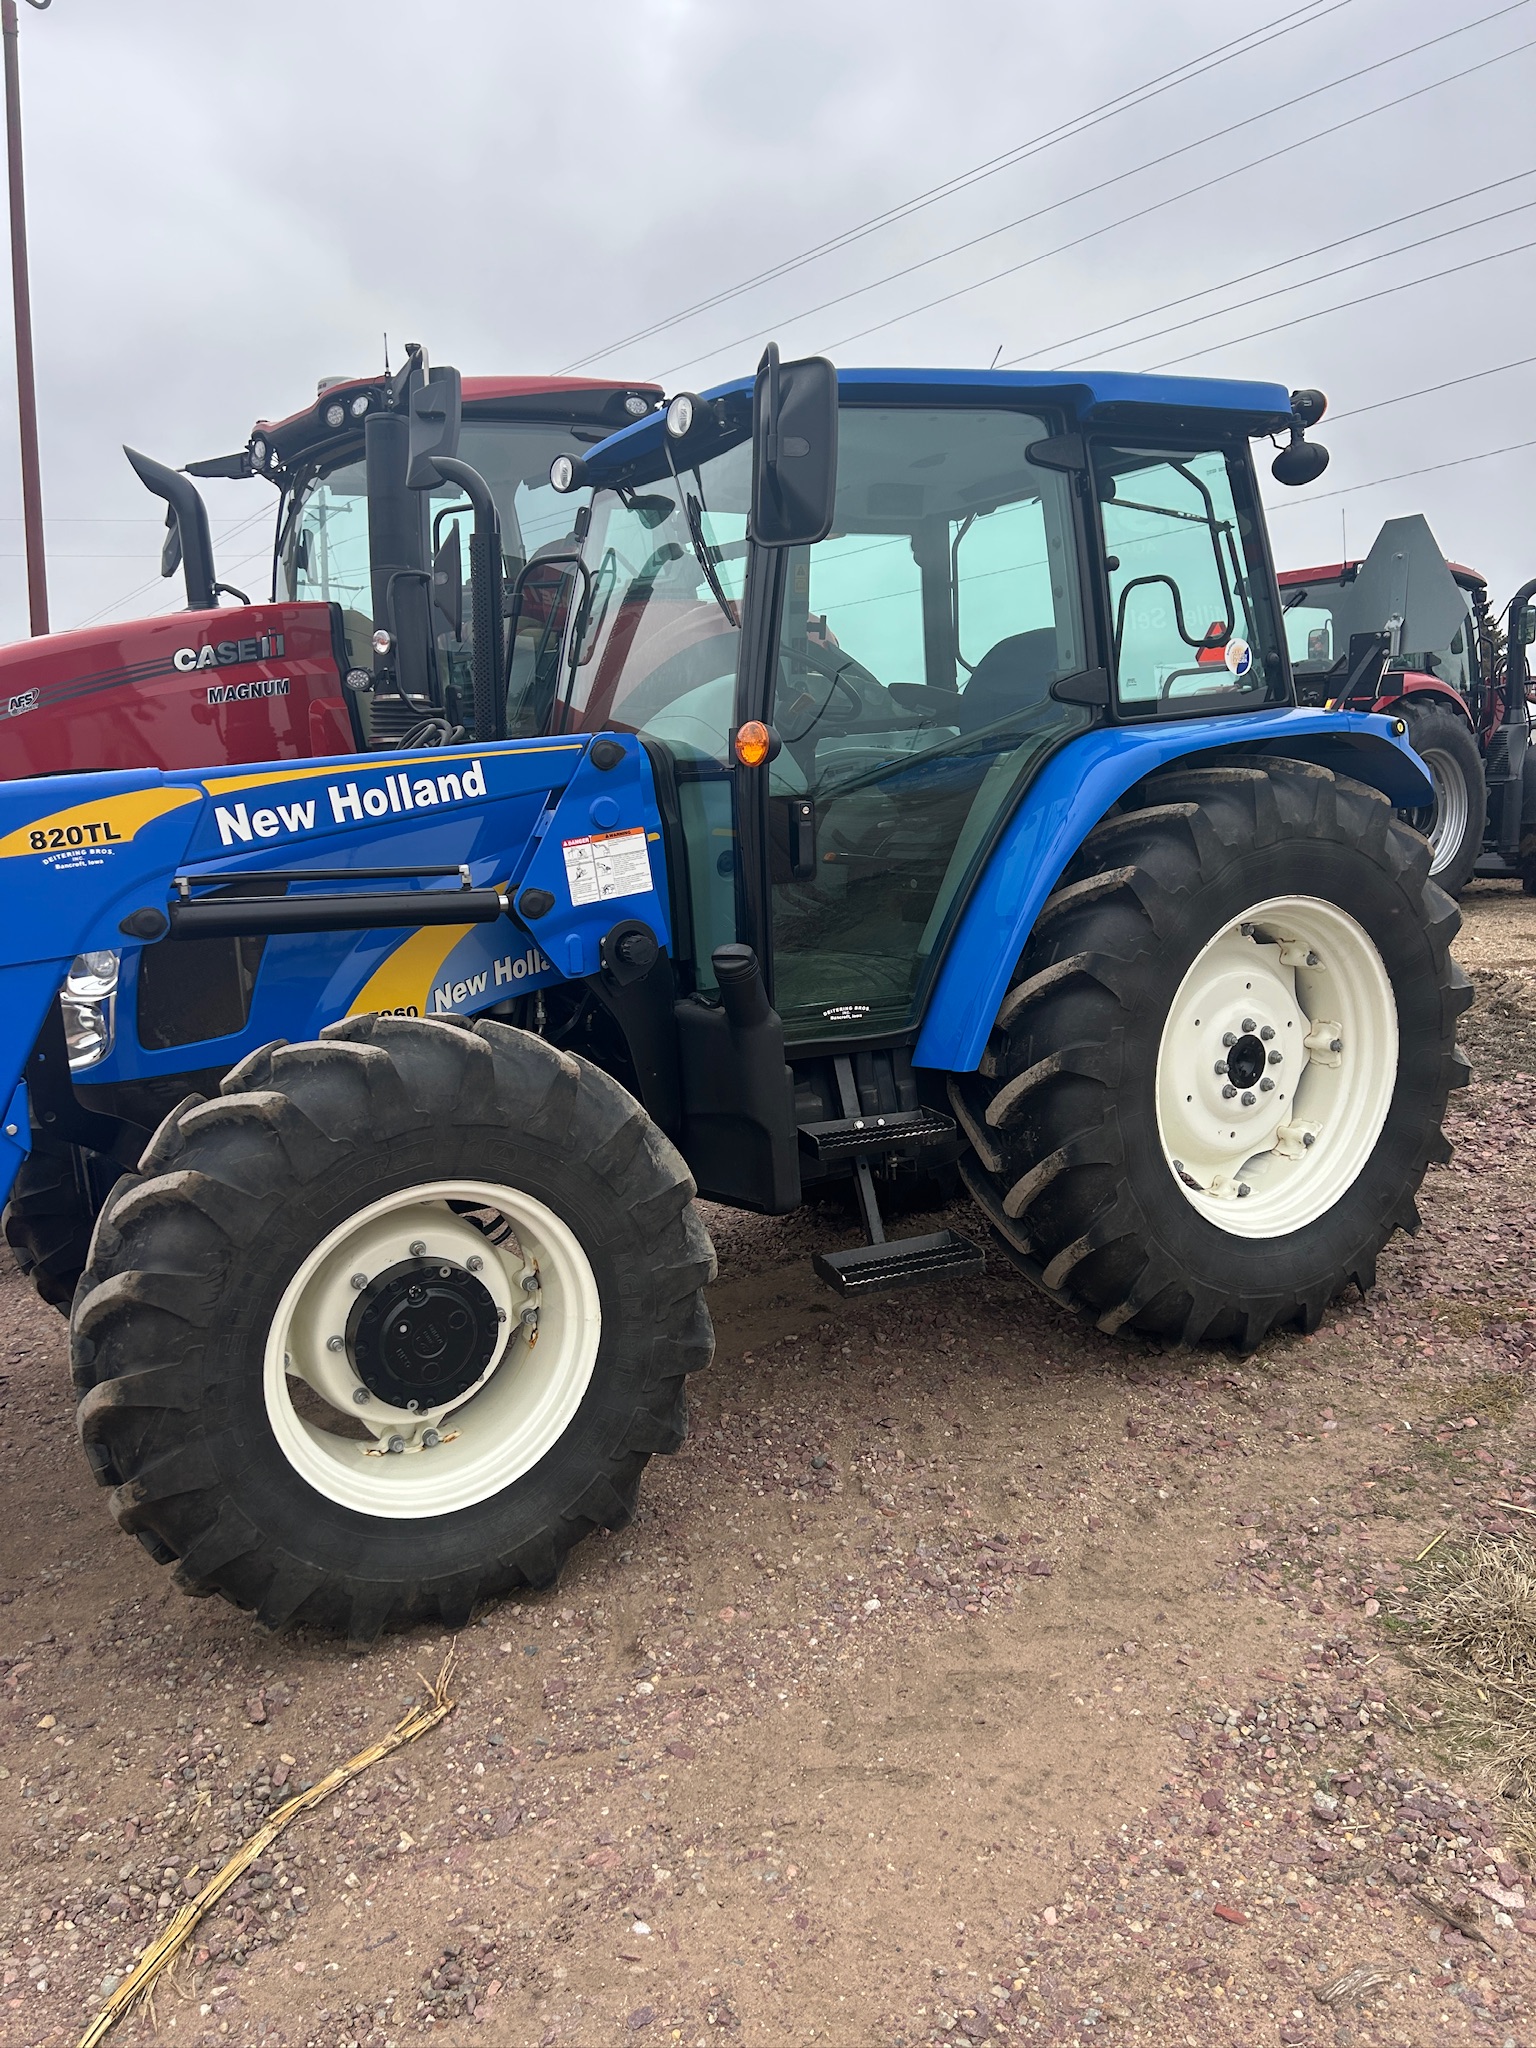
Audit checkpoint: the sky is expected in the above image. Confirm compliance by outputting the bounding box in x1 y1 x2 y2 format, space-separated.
0 0 1532 639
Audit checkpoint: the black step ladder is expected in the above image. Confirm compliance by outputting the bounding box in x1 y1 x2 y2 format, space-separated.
809 1056 985 1297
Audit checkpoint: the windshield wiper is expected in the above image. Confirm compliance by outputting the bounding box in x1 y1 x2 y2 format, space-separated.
662 440 739 629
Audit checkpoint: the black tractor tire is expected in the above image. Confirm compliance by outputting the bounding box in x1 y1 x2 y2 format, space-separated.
70 1015 715 1642
952 758 1469 1350
1399 698 1485 898
3 1138 122 1312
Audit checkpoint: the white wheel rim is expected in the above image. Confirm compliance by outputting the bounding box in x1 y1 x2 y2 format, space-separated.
1154 895 1398 1239
1411 746 1469 875
263 1179 601 1518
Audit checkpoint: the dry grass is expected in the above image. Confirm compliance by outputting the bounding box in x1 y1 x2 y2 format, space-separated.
1409 1534 1536 1857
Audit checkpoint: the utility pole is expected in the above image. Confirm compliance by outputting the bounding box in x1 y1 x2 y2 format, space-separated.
2 0 48 635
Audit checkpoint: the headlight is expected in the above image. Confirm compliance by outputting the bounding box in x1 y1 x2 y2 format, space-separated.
549 453 584 495
324 400 346 430
372 627 393 655
349 392 370 418
249 436 268 468
61 949 119 1070
624 394 651 418
665 392 696 440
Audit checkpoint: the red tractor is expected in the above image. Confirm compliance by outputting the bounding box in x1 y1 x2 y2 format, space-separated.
1278 514 1536 896
0 345 659 777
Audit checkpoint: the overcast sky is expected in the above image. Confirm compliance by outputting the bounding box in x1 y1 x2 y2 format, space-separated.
0 0 1531 640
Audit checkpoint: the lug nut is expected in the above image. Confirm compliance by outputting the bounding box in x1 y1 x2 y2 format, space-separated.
1221 1032 1237 1048
351 1387 369 1406
466 1255 483 1273
1241 1017 1256 1032
327 1334 345 1352
422 1429 441 1449
386 1435 406 1455
1329 1037 1342 1054
1259 1025 1275 1041
1307 951 1320 967
409 1240 426 1257
1241 1091 1256 1107
521 1272 540 1294
520 1306 540 1330
1237 1183 1251 1198
1214 1060 1228 1075
350 1272 368 1291
1222 1084 1237 1100
1268 1049 1283 1065
1302 1131 1316 1148
1260 1077 1275 1093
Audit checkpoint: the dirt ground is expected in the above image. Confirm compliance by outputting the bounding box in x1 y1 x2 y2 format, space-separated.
5 883 1536 2048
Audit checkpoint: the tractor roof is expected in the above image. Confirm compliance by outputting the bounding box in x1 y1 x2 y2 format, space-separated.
579 365 1298 487
249 374 663 477
1278 556 1487 595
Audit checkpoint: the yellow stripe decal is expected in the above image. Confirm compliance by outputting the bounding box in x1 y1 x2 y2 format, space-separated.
345 923 475 1017
0 785 201 861
200 743 584 797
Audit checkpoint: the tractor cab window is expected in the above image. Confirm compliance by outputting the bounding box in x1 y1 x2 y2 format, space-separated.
1096 442 1282 715
764 405 1088 1043
277 419 598 740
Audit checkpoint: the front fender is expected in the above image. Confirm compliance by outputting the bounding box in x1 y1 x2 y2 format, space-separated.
913 708 1431 1075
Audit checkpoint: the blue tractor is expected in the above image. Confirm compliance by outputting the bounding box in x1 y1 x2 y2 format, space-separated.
0 352 1467 1639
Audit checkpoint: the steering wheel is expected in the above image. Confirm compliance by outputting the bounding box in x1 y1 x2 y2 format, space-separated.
780 642 896 740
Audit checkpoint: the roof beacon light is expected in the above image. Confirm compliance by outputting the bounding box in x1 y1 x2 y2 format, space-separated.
665 393 697 440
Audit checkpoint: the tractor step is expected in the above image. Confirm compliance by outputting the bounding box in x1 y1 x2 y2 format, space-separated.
797 1105 956 1161
813 1228 985 1296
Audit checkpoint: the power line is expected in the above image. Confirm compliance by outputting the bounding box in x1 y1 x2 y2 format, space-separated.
558 0 1352 373
1265 436 1536 507
65 504 273 630
1146 229 1536 367
1001 166 1536 366
1326 353 1536 421
652 3 1532 378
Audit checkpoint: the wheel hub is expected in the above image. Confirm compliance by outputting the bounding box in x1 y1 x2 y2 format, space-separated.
347 1257 501 1411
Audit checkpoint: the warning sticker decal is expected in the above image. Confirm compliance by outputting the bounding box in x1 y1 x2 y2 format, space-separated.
561 827 653 907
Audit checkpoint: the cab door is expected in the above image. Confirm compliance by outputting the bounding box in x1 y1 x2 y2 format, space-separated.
759 401 1092 1046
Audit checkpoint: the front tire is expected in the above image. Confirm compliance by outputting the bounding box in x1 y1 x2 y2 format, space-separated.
954 759 1469 1348
70 1015 715 1640
3 1138 120 1312
1399 699 1485 898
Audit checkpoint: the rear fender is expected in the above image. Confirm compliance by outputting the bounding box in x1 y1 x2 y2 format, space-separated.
1380 674 1475 726
914 707 1431 1075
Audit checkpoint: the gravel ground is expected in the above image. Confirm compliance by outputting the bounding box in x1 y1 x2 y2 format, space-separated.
2 882 1536 2048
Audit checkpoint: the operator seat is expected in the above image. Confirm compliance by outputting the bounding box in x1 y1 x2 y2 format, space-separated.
956 627 1058 732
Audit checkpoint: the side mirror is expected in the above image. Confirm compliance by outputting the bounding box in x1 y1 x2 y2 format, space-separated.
749 343 838 547
406 366 462 491
1271 431 1330 487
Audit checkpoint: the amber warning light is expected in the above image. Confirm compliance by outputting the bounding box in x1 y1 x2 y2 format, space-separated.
732 721 778 768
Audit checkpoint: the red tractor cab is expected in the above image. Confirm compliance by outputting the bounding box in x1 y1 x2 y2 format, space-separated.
0 348 660 777
1279 514 1534 895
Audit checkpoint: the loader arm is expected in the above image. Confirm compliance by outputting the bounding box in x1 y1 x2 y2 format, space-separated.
0 732 672 1204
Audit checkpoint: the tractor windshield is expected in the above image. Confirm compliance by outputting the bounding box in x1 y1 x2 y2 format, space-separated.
275 417 595 672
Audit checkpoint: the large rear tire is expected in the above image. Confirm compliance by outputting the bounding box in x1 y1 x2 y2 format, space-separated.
1399 698 1485 898
70 1015 715 1641
953 759 1469 1349
3 1138 120 1313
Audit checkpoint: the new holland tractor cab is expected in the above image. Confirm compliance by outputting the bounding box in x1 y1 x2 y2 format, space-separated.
1279 515 1536 897
0 350 1468 1640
